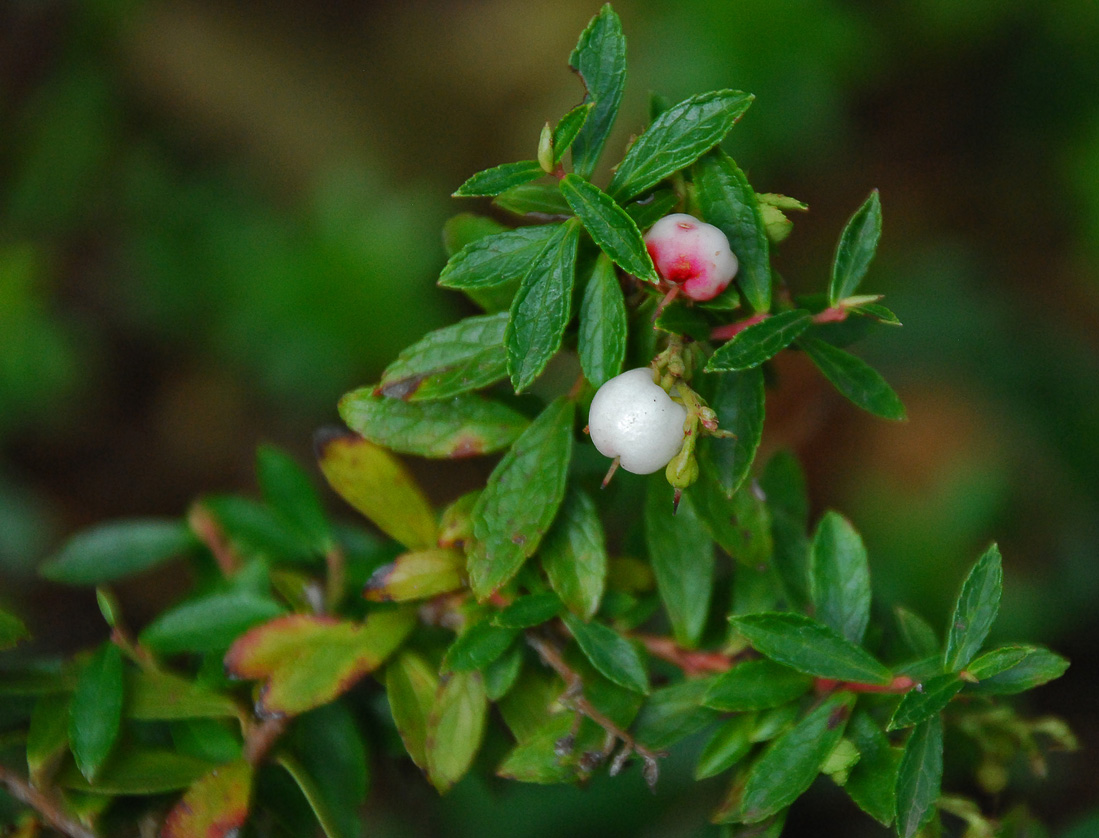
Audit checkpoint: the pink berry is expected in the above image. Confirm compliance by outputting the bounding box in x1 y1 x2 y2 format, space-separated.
644 213 738 301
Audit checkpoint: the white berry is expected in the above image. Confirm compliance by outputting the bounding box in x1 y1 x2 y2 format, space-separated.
644 213 739 301
588 368 687 475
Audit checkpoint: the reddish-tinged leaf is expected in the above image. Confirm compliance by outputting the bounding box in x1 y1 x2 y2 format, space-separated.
225 611 415 717
364 548 465 603
162 760 253 838
316 430 437 550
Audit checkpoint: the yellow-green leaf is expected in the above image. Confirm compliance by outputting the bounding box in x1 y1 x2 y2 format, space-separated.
224 610 415 716
316 431 437 550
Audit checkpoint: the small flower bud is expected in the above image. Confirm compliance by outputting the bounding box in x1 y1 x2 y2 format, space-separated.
644 213 738 301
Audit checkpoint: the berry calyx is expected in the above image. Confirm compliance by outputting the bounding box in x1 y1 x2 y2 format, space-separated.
588 368 687 475
644 213 739 302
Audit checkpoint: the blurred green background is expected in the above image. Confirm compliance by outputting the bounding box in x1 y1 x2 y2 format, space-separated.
2 0 1097 835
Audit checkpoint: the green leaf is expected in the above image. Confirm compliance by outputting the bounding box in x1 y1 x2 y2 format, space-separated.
364 548 465 603
506 219 581 392
256 445 332 553
498 668 565 743
696 478 772 567
426 670 488 793
895 716 943 838
337 392 529 459
562 613 648 694
376 312 509 401
645 481 714 648
943 544 1003 673
624 189 680 232
966 645 1069 695
654 301 714 341
468 399 575 598
694 150 771 311
385 651 438 770
315 431 439 549
731 612 893 685
829 190 882 306
493 183 572 217
695 715 753 779
735 693 854 823
703 368 765 497
568 4 626 178
284 702 368 838
453 160 544 197
800 337 906 421
58 747 216 794
553 103 594 164
125 669 239 720
607 90 754 202
810 511 872 645
224 610 415 716
632 679 719 750
444 620 518 672
40 518 194 585
69 643 124 781
483 643 525 700
560 174 657 283
760 451 811 608
894 606 940 658
197 495 311 564
703 659 813 712
439 225 558 290
578 253 628 388
140 591 286 655
27 693 70 784
496 712 578 784
541 487 608 620
442 212 506 255
845 711 902 826
888 673 962 731
493 593 562 629
0 608 28 650
706 310 812 372
162 760 253 838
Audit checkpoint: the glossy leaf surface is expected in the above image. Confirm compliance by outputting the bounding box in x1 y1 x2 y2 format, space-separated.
568 5 626 178
377 313 509 401
541 487 607 620
468 399 574 598
607 90 754 202
453 160 544 197
943 543 1002 672
694 150 771 312
895 716 943 838
560 174 657 283
706 311 811 372
829 190 882 305
810 511 871 644
732 612 892 685
800 337 906 421
337 393 528 459
506 220 581 392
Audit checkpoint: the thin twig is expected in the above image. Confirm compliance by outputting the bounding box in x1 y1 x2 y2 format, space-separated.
323 545 346 613
187 502 241 576
0 764 96 838
525 631 664 789
633 634 733 677
243 716 289 766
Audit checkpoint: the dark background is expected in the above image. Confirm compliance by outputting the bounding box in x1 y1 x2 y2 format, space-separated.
2 1 1097 835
